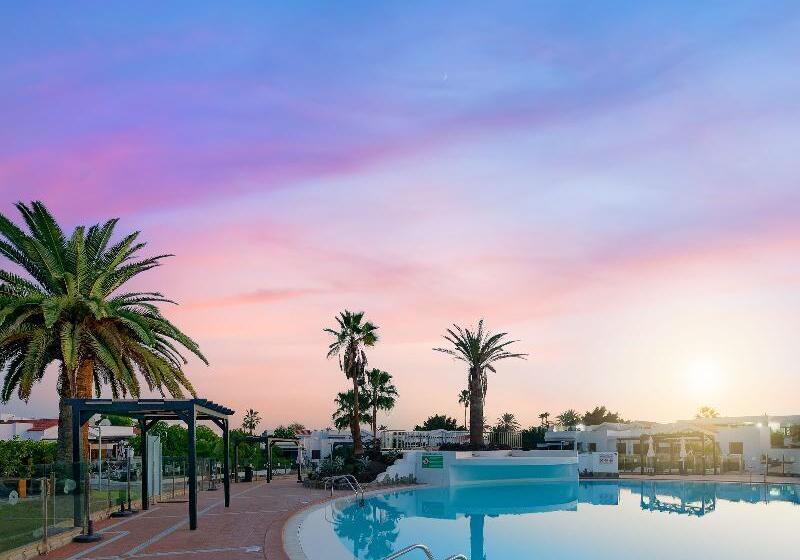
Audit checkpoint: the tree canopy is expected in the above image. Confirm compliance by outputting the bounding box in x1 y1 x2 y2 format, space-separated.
415 414 463 431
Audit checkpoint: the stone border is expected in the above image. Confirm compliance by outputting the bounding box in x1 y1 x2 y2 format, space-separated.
282 484 426 560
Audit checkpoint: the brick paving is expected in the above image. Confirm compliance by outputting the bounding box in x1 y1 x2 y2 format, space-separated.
38 476 332 560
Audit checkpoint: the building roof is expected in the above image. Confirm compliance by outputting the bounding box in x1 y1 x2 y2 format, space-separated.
26 419 59 432
0 418 58 431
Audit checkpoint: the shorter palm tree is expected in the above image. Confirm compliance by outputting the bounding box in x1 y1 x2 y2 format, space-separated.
242 408 261 435
365 369 397 447
496 412 520 432
458 389 470 430
332 390 372 432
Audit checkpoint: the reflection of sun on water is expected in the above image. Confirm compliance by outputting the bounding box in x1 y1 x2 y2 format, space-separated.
685 357 723 400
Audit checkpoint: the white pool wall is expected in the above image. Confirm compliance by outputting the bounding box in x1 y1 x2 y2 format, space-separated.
378 449 579 486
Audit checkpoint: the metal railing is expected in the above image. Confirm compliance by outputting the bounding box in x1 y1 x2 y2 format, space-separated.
380 430 469 450
323 474 364 505
383 543 467 560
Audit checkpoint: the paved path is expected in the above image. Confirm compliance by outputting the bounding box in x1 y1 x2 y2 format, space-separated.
40 476 331 560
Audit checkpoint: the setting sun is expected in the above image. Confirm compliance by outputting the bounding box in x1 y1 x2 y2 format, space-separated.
685 357 724 400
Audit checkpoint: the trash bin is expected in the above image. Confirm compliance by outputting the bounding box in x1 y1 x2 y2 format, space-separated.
243 466 253 482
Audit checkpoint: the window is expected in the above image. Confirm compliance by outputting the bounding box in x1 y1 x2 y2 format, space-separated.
617 442 627 454
729 442 743 454
589 443 597 452
312 450 321 460
633 443 642 455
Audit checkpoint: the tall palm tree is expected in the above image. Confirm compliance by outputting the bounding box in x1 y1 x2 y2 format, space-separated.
241 408 261 435
434 320 527 447
365 368 397 449
458 389 470 430
496 412 520 432
0 202 207 462
332 390 372 432
325 310 378 456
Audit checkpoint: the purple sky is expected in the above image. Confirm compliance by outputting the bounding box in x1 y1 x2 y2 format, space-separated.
2 2 800 429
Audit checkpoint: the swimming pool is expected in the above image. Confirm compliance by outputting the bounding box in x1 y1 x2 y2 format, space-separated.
296 480 800 559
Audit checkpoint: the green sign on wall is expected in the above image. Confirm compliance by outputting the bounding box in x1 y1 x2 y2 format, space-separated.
421 453 444 469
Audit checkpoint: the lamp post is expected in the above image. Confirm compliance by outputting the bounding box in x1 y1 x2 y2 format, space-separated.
92 418 112 490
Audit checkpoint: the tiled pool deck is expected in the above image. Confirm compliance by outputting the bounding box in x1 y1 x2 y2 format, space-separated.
35 476 330 560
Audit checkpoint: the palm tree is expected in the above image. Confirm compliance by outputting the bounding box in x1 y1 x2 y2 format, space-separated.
332 390 372 432
539 412 550 428
365 368 397 448
458 389 470 431
0 202 206 462
496 412 520 432
434 320 527 447
241 408 261 435
325 310 378 456
557 409 580 428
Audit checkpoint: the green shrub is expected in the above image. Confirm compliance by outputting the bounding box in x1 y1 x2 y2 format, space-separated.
0 438 57 477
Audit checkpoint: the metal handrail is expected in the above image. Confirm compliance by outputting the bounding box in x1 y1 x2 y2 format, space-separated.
323 474 364 504
383 543 467 560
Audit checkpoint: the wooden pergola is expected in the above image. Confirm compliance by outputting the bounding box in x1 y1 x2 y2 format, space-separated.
68 398 234 532
233 434 301 483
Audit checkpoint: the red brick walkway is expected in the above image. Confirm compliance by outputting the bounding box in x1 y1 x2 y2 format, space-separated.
40 476 331 560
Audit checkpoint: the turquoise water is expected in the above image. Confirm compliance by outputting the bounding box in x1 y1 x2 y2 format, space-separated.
299 481 800 559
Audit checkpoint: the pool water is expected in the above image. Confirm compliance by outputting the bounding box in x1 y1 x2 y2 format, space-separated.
298 480 800 559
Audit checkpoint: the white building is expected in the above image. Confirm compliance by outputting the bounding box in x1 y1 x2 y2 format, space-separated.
0 415 59 441
0 413 136 460
544 414 800 475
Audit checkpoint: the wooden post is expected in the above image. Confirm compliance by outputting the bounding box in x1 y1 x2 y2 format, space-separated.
187 407 198 530
223 420 230 508
140 419 149 510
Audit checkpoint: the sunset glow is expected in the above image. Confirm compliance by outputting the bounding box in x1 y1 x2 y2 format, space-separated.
2 2 799 429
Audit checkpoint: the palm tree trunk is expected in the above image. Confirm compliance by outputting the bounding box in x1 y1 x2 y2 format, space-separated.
75 359 94 462
464 405 468 431
469 367 484 448
351 375 364 456
371 398 379 456
57 395 73 463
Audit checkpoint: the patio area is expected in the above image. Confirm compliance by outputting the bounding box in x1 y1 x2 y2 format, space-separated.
34 476 330 560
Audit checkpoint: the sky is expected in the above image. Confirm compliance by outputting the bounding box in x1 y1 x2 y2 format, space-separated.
2 2 800 430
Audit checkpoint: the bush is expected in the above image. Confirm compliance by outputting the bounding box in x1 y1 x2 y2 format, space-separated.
0 438 58 477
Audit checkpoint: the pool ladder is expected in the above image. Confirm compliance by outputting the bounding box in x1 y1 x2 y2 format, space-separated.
383 543 467 560
323 474 365 505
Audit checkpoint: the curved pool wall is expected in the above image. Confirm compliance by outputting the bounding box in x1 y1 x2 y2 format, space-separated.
383 449 578 486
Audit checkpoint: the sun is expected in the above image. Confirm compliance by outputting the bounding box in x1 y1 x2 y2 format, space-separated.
685 357 723 399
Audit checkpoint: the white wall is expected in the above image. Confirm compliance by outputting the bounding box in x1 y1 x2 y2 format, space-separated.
0 422 33 440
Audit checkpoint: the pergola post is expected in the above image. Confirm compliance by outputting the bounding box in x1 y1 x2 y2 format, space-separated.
639 435 645 475
712 435 718 475
71 406 83 526
223 419 230 507
267 442 272 483
187 405 198 530
140 419 149 510
233 442 239 483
